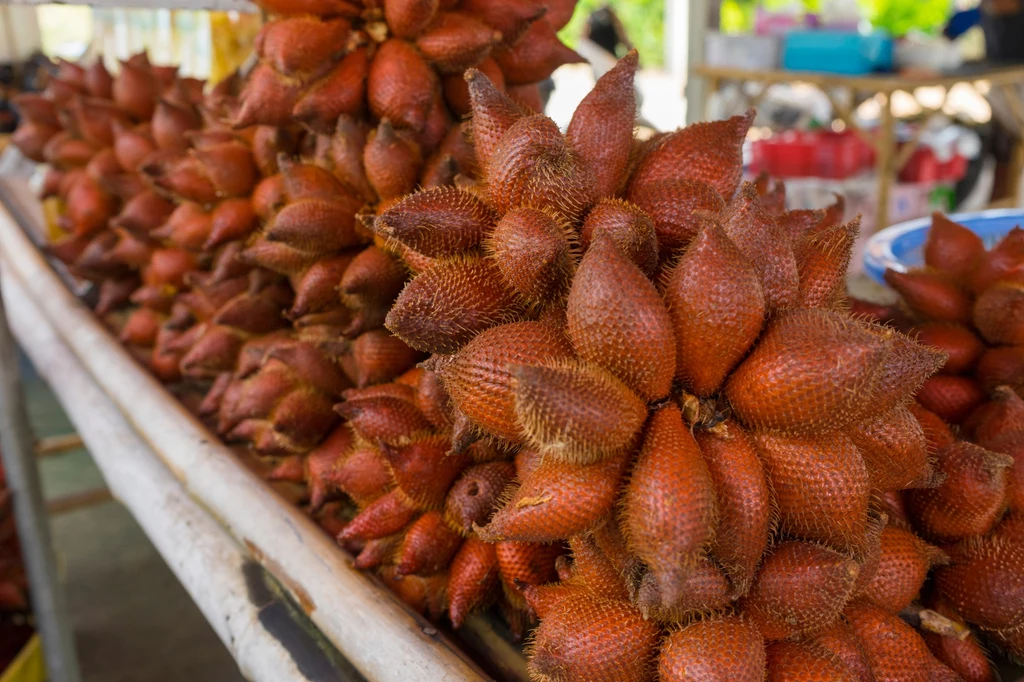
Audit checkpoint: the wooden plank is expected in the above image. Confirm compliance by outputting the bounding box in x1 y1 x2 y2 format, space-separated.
35 433 84 457
0 192 494 682
46 487 113 514
694 64 1024 93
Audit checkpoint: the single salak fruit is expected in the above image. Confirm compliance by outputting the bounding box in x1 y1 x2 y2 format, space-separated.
725 309 892 434
524 586 660 682
566 233 676 401
847 405 936 492
658 615 766 682
921 594 996 682
428 320 575 443
622 405 718 607
753 430 869 551
807 618 874 682
662 218 765 396
884 268 973 324
906 442 1013 540
856 525 947 613
511 360 648 464
765 640 859 681
846 601 963 681
694 422 772 596
447 537 499 628
925 212 986 282
740 540 861 641
915 375 986 425
913 322 986 375
973 281 1024 345
480 449 628 543
934 536 1024 630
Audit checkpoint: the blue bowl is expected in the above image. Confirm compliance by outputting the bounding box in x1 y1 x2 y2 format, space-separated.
863 209 1024 284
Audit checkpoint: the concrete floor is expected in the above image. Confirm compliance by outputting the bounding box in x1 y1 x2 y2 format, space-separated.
23 370 247 682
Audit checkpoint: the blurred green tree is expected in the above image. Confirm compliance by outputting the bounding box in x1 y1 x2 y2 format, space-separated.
558 0 666 67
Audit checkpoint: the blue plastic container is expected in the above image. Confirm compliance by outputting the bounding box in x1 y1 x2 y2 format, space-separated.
863 209 1024 284
783 31 894 75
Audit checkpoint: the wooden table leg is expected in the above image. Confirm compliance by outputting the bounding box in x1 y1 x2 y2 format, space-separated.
998 84 1024 207
876 93 895 232
704 76 720 120
1011 141 1024 207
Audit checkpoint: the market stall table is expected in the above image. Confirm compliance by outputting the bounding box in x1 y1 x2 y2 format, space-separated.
695 63 1024 229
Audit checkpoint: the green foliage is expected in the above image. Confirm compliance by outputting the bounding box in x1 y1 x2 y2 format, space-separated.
558 0 666 67
721 0 948 35
858 0 950 35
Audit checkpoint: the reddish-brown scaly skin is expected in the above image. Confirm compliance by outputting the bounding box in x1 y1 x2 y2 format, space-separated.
765 640 859 681
394 511 464 577
428 321 575 443
635 556 733 621
525 586 659 682
479 449 628 543
916 374 987 424
719 183 800 311
807 618 874 682
907 442 1013 541
848 405 936 492
662 218 765 396
794 217 859 309
725 309 899 434
914 321 987 375
566 233 676 401
495 540 562 609
856 525 947 613
935 536 1024 630
972 227 1024 293
622 405 717 607
694 423 772 596
658 615 766 682
740 540 861 641
753 430 870 552
885 268 974 324
447 536 500 628
926 211 987 282
922 594 996 682
846 601 963 681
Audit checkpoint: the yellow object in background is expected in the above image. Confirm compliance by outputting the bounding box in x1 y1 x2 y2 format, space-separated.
209 11 261 85
0 635 45 682
42 197 64 243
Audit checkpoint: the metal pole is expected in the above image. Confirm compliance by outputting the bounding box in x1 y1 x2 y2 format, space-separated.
0 279 82 682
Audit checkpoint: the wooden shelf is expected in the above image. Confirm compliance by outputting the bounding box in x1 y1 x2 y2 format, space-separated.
695 63 1024 229
694 63 1024 93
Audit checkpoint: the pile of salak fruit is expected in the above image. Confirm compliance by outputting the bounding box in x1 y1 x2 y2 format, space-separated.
9 0 1023 678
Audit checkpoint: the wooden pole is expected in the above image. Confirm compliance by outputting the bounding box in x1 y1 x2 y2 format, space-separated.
876 93 896 232
685 0 711 124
